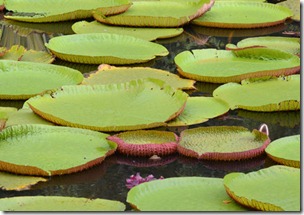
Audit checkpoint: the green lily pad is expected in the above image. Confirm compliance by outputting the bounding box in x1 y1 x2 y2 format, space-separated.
0 171 47 191
127 176 247 211
213 75 300 111
167 96 230 126
226 36 300 56
108 130 178 156
0 60 84 100
0 124 117 176
265 135 300 168
82 64 195 90
192 1 293 28
174 48 300 83
45 33 169 64
4 0 131 22
72 20 184 41
177 126 270 160
223 165 300 211
93 0 214 27
0 107 17 129
28 79 188 132
277 0 300 22
0 196 126 211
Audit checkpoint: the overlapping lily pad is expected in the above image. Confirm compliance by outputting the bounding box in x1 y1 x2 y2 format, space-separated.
224 165 300 211
265 135 300 168
108 130 178 156
167 96 230 126
0 107 17 129
226 36 300 55
177 126 270 160
0 124 117 176
28 79 188 132
93 0 214 27
174 48 300 83
4 0 131 22
0 60 84 100
0 171 47 191
82 64 195 90
45 33 169 64
72 20 184 41
191 1 293 28
127 176 247 211
0 196 126 211
213 75 300 111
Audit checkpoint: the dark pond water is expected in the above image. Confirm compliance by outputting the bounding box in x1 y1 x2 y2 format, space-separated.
0 2 301 211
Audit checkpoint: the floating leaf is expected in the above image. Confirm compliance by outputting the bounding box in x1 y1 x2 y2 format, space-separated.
0 196 126 211
192 1 293 28
82 64 195 90
28 79 188 132
45 33 169 64
223 165 300 211
177 126 270 160
0 60 84 100
174 48 300 83
4 0 131 22
72 20 183 41
107 130 178 156
0 124 117 176
277 0 300 22
226 36 300 56
0 171 47 191
127 176 247 211
0 106 17 129
93 0 215 27
265 135 300 168
167 96 230 126
213 75 300 111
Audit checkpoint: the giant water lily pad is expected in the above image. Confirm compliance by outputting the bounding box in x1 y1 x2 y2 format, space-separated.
108 130 178 156
177 126 270 160
28 79 188 132
224 165 300 211
45 33 169 64
72 20 183 41
0 107 17 129
127 176 247 211
192 1 293 28
0 171 47 191
0 124 117 176
213 75 300 111
82 64 195 90
277 0 300 21
0 196 126 211
265 135 300 168
174 48 300 83
4 0 131 22
226 36 300 56
93 0 214 27
167 96 230 126
0 60 84 100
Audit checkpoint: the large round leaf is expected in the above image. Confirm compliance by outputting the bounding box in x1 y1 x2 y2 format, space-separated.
223 165 300 211
82 64 195 90
174 48 300 83
0 124 117 176
28 79 188 132
45 33 169 64
93 0 214 27
4 0 131 22
0 60 84 100
191 1 293 28
0 196 126 211
177 126 270 160
127 176 247 211
226 36 300 56
265 134 300 168
213 75 300 111
72 20 184 41
167 96 230 126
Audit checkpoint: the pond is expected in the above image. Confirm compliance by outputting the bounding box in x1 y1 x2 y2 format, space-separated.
0 1 301 211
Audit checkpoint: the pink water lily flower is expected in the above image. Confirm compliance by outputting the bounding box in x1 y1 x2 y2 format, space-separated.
126 173 164 189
